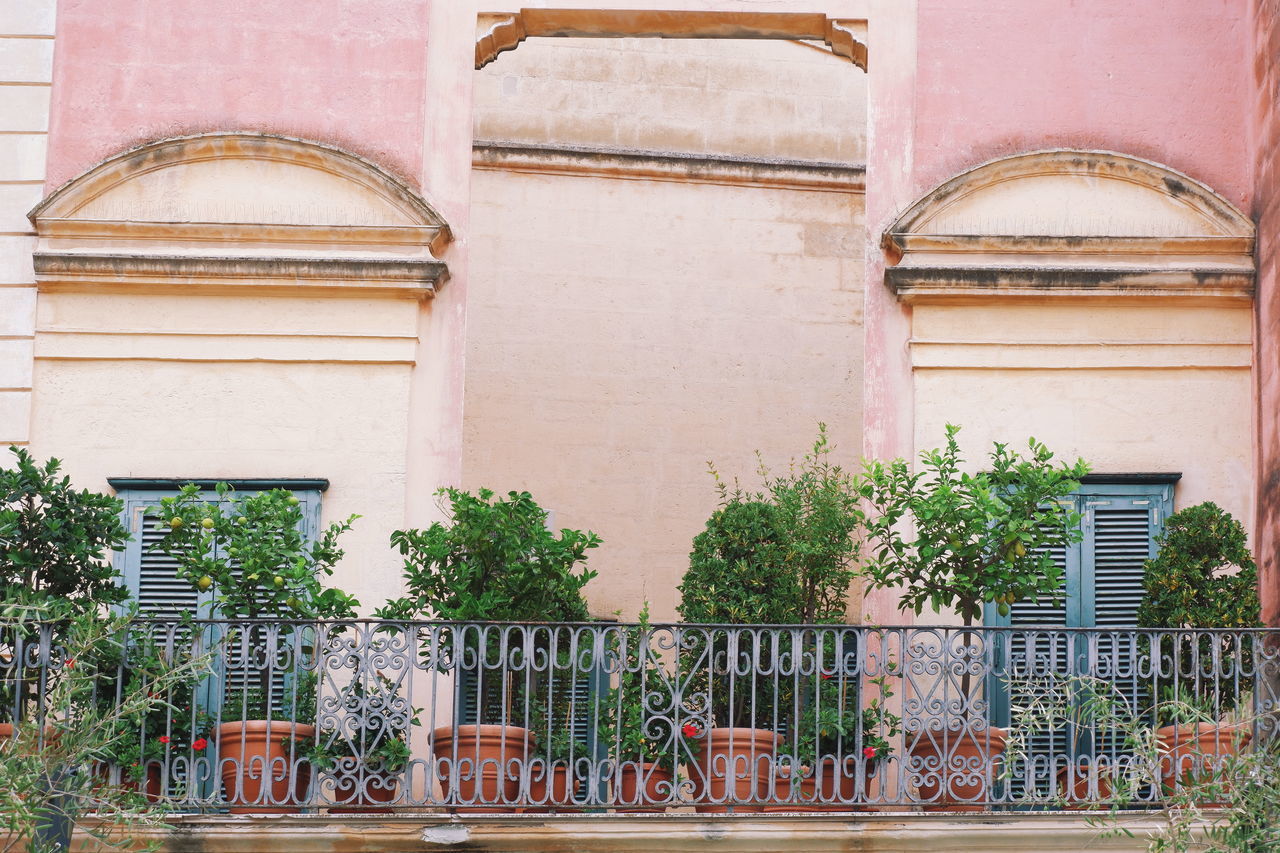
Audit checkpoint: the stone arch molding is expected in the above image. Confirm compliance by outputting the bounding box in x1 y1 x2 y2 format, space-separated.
30 133 451 298
883 149 1254 302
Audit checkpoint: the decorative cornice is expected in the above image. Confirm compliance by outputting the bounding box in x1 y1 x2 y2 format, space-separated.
108 478 330 492
884 150 1255 303
888 265 1254 303
473 141 866 193
30 133 451 299
476 10 867 70
33 253 447 298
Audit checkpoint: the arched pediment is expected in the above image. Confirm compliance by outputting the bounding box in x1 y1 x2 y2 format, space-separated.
884 150 1254 302
30 133 450 298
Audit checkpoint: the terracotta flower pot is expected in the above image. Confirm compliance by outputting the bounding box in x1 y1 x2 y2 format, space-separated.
1056 761 1113 808
217 720 315 814
687 727 780 814
328 769 400 814
431 724 532 813
909 724 1007 812
613 761 674 813
525 761 577 812
1156 722 1251 804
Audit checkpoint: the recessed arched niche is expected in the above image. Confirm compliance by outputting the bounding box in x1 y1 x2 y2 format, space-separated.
883 149 1254 302
30 132 450 297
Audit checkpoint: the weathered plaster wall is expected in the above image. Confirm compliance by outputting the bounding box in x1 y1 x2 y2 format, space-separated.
911 0 1254 210
859 0 1258 621
44 0 431 191
475 37 867 162
465 170 864 621
912 302 1254 524
1254 0 1280 626
466 33 867 621
0 2 54 454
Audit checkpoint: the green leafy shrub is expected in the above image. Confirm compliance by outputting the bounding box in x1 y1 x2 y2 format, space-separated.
1136 502 1260 721
678 500 800 626
861 424 1090 627
0 603 214 853
376 488 600 730
154 483 360 621
710 425 866 623
1136 502 1259 631
0 447 130 616
376 488 599 623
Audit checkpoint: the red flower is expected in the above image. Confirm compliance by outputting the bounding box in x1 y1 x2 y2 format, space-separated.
863 746 877 759
158 735 170 745
821 673 832 680
192 738 208 751
64 658 75 669
681 723 698 738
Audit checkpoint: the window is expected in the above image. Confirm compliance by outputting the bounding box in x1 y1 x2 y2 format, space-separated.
111 478 328 718
986 476 1177 800
111 478 326 618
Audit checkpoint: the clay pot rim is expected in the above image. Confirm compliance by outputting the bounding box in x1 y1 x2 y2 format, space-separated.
430 723 534 744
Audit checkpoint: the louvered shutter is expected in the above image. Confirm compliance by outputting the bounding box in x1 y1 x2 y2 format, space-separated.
988 483 1172 803
988 500 1081 801
1079 496 1162 768
115 486 323 718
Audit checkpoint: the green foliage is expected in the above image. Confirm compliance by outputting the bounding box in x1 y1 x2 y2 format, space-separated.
0 603 214 853
153 483 360 621
376 488 599 623
604 604 686 773
678 500 800 625
98 632 213 781
1006 672 1278 853
1136 502 1260 631
0 447 130 616
711 425 865 623
861 424 1090 627
1136 503 1261 722
779 671 901 768
310 673 419 774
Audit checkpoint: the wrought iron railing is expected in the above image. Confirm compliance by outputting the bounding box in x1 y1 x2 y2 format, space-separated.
1 620 1277 813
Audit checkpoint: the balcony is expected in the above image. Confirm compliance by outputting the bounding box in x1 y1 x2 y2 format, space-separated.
2 620 1277 851
5 619 1277 810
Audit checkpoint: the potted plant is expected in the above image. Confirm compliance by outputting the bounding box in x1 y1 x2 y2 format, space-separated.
1134 502 1260 802
678 499 796 812
156 483 360 813
99 631 214 802
375 487 599 812
773 669 900 812
607 604 682 813
679 428 868 812
312 671 418 813
861 425 1088 810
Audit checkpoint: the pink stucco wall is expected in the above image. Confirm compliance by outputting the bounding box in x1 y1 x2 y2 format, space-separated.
911 0 1254 209
862 0 1258 621
45 0 431 191
1253 0 1280 627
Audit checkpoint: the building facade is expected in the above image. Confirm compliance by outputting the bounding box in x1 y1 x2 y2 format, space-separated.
1 1 1277 849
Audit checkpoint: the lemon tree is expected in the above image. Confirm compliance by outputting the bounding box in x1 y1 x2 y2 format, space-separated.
860 424 1089 628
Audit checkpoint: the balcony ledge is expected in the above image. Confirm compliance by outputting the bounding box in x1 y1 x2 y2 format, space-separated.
93 812 1204 853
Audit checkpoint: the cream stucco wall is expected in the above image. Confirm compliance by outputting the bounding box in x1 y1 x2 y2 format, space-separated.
0 2 54 456
464 169 865 622
911 301 1253 526
29 292 417 612
466 38 868 622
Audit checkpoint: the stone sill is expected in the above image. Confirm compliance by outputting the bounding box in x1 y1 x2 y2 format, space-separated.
98 812 1205 853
